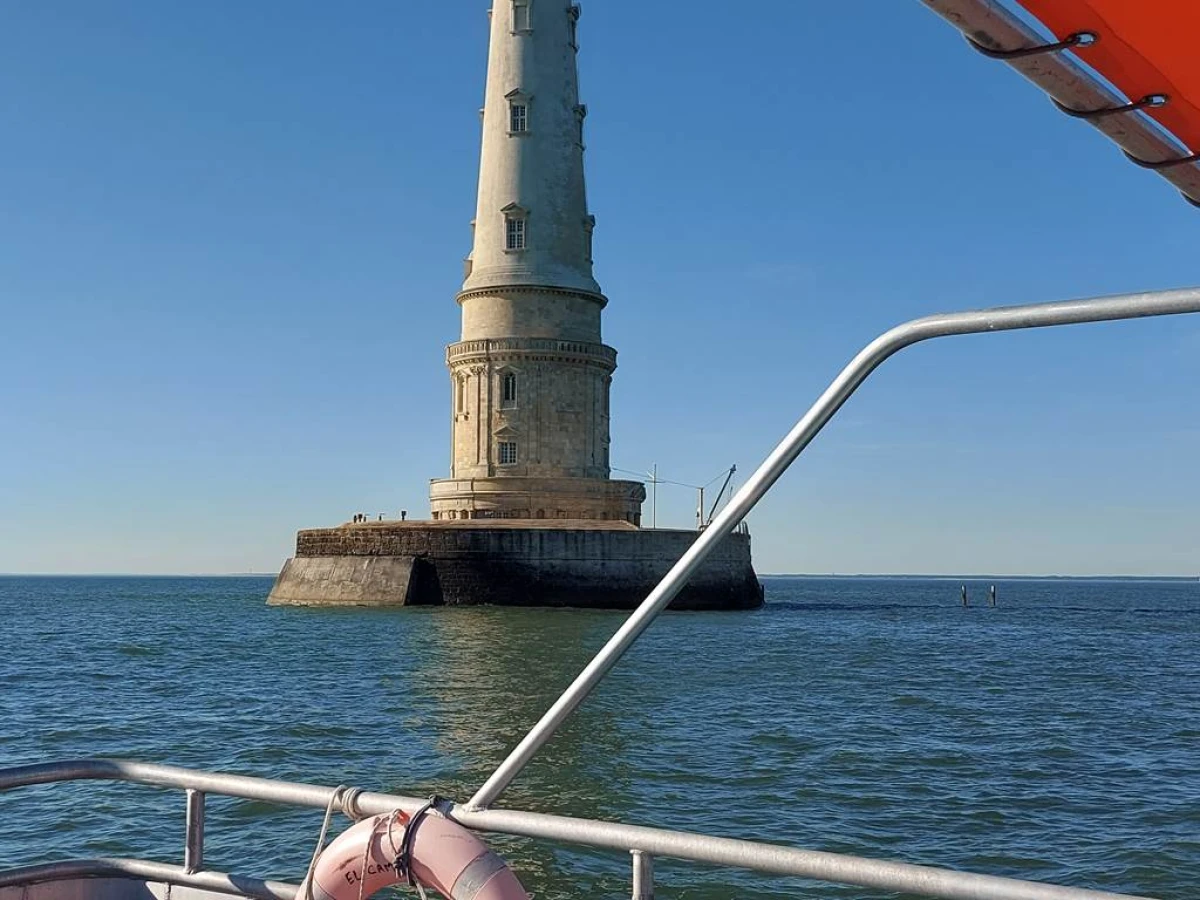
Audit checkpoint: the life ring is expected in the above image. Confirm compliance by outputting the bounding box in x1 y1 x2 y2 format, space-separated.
304 807 529 900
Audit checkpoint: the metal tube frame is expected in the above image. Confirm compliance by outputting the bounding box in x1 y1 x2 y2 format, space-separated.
0 859 296 900
469 286 1200 811
0 759 1161 900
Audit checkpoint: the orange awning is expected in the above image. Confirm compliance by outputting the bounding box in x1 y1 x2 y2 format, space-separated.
1017 0 1200 152
921 0 1200 206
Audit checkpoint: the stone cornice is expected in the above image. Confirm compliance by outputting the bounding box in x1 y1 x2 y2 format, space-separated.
446 337 617 371
455 284 609 309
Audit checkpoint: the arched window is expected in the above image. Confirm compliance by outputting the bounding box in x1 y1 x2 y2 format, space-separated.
501 372 517 408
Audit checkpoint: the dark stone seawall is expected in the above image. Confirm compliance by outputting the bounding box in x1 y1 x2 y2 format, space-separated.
268 523 762 610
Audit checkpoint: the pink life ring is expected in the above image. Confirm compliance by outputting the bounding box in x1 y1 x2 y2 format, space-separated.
305 808 529 900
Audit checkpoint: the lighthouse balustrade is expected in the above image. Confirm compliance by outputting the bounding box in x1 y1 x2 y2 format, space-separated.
446 338 616 365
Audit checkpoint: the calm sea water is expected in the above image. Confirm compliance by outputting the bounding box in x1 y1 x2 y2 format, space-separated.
0 576 1197 899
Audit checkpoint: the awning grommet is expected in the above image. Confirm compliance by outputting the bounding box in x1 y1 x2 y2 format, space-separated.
1123 149 1200 171
1053 93 1169 120
966 30 1096 60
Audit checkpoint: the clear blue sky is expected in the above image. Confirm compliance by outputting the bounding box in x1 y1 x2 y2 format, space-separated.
1 2 1197 576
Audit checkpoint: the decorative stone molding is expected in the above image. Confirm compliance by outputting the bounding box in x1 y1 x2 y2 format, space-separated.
447 337 617 370
430 475 646 525
455 284 608 309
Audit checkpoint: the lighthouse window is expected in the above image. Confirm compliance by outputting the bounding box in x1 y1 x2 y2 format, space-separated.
509 103 528 134
512 0 531 32
505 216 526 251
498 441 519 466
501 372 517 407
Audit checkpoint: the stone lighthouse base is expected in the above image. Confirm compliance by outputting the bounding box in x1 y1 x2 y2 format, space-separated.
267 520 763 611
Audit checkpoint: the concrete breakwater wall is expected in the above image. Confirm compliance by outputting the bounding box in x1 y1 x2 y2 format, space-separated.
268 522 763 610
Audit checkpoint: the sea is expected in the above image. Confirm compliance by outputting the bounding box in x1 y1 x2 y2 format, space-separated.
0 576 1196 900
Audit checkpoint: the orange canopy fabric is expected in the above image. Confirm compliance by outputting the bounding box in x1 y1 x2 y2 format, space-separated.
1017 0 1200 153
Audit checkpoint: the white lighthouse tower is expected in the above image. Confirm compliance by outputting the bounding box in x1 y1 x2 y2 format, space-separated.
430 1 646 524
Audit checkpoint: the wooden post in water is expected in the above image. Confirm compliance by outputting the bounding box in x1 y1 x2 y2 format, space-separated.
989 584 997 607
961 584 968 607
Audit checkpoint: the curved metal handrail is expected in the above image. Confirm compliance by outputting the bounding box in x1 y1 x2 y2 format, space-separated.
0 759 1157 900
469 286 1200 811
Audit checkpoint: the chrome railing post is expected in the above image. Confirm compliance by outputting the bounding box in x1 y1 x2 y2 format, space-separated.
630 850 654 900
184 788 206 874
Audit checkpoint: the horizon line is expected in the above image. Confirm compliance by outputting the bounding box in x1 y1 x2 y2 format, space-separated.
1 572 1195 581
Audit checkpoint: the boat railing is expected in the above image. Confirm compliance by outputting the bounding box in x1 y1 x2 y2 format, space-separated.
0 758 1158 900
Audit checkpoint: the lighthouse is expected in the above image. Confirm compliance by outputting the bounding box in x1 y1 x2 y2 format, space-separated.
429 0 646 524
268 3 761 610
